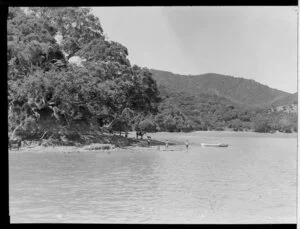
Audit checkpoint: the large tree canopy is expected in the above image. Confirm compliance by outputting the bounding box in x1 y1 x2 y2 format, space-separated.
8 7 161 139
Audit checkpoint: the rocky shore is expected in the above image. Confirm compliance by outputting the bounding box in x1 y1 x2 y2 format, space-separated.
8 132 173 153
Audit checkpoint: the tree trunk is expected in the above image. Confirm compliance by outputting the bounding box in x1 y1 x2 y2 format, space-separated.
39 131 49 146
40 131 48 140
10 121 24 140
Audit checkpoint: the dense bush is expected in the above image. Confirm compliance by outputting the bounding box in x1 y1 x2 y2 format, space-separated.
138 118 157 132
253 116 271 133
228 119 243 131
8 7 161 139
153 85 297 133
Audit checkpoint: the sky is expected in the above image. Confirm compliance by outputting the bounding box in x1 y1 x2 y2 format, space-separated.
92 7 297 93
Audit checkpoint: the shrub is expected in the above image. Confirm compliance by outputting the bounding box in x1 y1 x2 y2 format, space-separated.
253 115 271 133
229 118 243 131
138 118 157 132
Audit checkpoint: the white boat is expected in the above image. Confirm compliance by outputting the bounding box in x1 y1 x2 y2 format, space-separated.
200 143 228 147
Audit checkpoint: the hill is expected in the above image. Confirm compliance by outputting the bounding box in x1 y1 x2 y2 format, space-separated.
154 84 254 131
150 69 291 108
270 92 298 107
144 69 297 133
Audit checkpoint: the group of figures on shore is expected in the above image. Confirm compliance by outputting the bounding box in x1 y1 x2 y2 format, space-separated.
158 139 189 151
8 130 150 151
8 130 190 151
135 130 190 150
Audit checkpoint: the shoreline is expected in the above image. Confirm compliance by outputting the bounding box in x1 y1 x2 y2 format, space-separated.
9 130 296 153
8 142 174 154
186 130 297 135
8 135 170 153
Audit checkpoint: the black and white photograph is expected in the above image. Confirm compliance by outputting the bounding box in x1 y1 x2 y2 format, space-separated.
8 6 297 224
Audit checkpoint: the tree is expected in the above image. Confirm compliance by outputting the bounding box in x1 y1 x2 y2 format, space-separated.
8 7 161 140
253 114 272 133
138 117 157 132
229 119 243 131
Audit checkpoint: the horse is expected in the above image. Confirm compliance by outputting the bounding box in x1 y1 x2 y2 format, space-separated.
9 138 22 150
136 131 146 139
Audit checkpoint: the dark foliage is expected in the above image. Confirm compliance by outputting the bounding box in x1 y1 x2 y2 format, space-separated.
8 7 161 140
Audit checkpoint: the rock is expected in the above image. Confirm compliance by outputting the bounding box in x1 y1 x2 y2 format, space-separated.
68 56 86 67
84 143 114 151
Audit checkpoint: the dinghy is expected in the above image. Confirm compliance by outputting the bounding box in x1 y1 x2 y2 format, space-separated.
200 143 228 147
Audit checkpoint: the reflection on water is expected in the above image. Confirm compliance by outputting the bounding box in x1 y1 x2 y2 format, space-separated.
9 132 297 223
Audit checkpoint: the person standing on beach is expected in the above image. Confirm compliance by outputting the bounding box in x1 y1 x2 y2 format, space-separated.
165 139 169 150
147 138 150 147
185 139 189 151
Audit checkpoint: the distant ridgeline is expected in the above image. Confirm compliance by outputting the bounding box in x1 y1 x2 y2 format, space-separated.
149 69 297 133
7 7 297 142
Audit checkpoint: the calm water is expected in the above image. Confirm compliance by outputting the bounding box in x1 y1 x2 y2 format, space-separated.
9 132 297 223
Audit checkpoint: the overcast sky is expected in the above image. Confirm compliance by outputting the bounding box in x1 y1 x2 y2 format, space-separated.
92 7 297 93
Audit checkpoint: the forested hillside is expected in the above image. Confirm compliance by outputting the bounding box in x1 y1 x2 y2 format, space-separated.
150 85 254 132
150 69 291 108
270 92 298 107
145 70 297 133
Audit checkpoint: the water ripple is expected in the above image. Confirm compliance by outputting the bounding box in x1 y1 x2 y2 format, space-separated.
9 133 297 223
